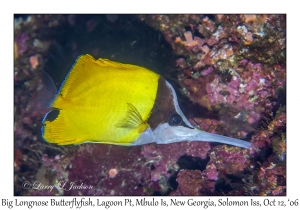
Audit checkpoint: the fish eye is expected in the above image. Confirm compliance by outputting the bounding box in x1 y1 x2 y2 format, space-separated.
168 113 183 126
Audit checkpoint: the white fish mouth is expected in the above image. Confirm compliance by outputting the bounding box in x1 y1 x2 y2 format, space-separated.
153 123 251 148
132 123 251 149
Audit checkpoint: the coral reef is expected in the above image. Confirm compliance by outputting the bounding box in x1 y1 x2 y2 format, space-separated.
209 145 250 175
140 14 285 127
169 169 215 195
141 142 210 182
139 14 285 195
256 161 286 196
35 145 156 195
14 14 285 196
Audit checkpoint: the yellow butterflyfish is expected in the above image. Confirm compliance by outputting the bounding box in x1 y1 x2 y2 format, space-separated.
40 54 251 148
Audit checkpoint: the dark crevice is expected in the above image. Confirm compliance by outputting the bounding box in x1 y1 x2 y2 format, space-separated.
177 155 210 171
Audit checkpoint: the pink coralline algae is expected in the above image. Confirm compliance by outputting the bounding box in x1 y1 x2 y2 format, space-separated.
170 169 215 195
70 145 163 195
140 14 285 135
250 107 286 161
201 66 214 76
209 145 250 175
183 59 285 130
141 142 211 182
203 163 218 181
256 162 286 196
34 144 157 195
15 32 29 56
139 15 285 197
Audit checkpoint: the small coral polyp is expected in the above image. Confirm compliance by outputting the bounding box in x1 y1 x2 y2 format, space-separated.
175 31 198 47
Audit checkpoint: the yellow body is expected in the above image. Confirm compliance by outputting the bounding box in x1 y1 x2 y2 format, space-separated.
42 54 159 145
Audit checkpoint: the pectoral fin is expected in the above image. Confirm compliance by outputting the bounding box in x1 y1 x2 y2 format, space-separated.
116 103 149 133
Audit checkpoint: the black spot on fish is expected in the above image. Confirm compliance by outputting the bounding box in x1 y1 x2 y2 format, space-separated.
44 109 60 122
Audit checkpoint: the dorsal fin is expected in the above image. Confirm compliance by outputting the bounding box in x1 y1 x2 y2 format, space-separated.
58 54 96 98
28 70 58 111
58 54 145 99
